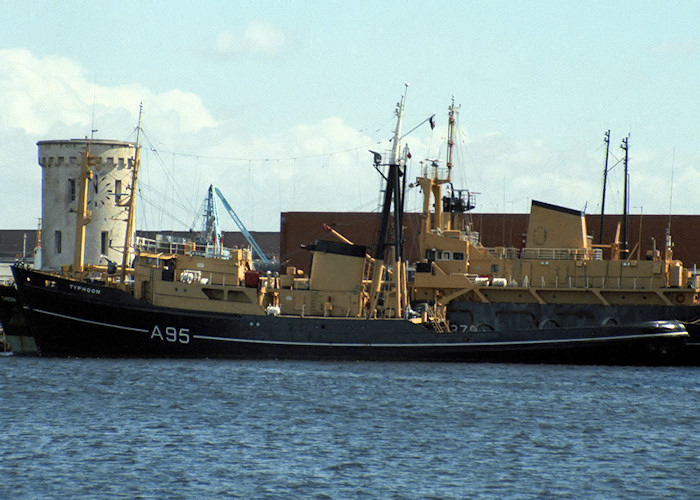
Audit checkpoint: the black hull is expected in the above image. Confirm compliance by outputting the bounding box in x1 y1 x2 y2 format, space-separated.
12 266 689 365
447 300 700 366
0 284 23 336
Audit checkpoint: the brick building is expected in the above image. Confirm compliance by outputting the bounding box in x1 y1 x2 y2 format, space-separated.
3 212 700 273
280 212 700 273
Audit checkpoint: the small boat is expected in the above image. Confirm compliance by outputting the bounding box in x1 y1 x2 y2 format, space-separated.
0 281 36 354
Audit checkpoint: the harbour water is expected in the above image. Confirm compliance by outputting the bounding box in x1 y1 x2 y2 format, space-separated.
1 357 698 498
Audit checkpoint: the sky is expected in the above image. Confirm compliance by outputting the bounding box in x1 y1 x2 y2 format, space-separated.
2 1 700 233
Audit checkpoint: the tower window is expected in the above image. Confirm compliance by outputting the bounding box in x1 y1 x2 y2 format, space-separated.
101 231 109 255
115 180 122 205
69 179 76 202
55 230 62 254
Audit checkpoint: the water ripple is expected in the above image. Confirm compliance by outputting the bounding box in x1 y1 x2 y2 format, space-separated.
1 358 699 498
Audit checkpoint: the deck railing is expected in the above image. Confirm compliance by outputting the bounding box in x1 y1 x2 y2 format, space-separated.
521 247 602 261
134 236 237 258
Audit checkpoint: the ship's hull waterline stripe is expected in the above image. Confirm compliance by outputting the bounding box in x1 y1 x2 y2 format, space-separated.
30 307 686 348
189 332 686 347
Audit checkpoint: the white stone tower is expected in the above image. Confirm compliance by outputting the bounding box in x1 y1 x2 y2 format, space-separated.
37 139 137 272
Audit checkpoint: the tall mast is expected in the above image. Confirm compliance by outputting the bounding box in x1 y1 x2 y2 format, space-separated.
444 98 460 230
620 135 629 257
445 96 456 182
389 85 407 165
666 149 675 259
598 130 610 245
418 101 454 235
120 103 143 284
72 143 99 273
370 85 409 319
375 84 407 261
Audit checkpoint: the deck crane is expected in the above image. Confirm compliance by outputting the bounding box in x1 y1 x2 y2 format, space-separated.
212 186 271 264
200 185 224 256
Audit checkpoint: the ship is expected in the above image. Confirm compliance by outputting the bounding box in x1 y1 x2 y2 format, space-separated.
10 91 692 364
411 99 700 365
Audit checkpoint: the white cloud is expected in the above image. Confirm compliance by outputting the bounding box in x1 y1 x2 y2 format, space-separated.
0 48 89 135
3 47 698 234
438 129 700 225
0 48 216 138
213 21 292 57
6 47 610 233
0 48 218 229
146 116 381 231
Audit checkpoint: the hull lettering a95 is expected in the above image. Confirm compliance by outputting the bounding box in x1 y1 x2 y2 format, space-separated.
151 325 190 344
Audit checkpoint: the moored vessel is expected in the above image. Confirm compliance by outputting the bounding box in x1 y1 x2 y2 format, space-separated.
11 252 687 364
10 91 693 364
409 99 700 364
0 282 35 354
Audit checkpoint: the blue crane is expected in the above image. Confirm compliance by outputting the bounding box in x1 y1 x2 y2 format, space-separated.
213 186 270 264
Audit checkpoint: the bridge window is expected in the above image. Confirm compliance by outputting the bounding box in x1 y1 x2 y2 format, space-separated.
437 251 451 260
